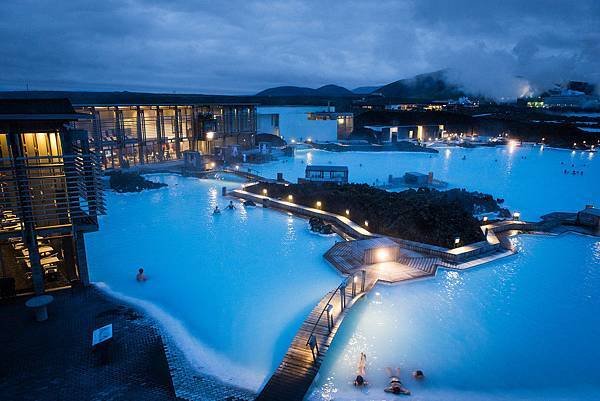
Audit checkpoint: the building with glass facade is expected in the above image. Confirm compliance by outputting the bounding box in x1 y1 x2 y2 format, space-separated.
0 99 105 295
73 100 257 169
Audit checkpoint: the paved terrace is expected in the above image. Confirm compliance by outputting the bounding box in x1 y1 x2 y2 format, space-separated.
0 287 177 401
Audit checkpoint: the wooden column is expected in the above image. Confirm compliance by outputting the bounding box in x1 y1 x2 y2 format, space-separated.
173 106 181 159
7 132 44 294
74 231 90 286
156 106 163 162
136 106 145 164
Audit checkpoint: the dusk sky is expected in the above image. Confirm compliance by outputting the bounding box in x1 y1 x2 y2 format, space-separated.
1 0 599 97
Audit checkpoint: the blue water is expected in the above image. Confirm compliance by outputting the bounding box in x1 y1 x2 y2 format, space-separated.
248 145 599 220
86 174 341 390
307 234 600 401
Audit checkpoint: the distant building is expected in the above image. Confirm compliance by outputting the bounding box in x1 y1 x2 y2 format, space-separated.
365 124 445 141
300 165 349 184
404 172 432 186
577 206 600 229
0 99 105 295
257 106 354 143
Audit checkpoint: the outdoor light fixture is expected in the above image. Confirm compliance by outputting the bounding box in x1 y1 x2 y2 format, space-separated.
364 220 369 227
482 216 488 222
454 237 460 245
235 165 240 170
307 138 312 143
262 189 268 195
376 248 390 262
345 209 350 216
288 195 293 201
291 139 296 144
210 162 216 168
513 211 521 220
316 201 322 209
206 131 215 140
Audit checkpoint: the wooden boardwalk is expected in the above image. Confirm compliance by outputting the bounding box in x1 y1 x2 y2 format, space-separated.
256 274 377 401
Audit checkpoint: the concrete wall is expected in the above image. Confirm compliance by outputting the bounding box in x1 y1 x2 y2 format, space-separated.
257 106 337 143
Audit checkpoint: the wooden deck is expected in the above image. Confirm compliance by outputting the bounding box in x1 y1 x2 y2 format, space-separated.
256 274 377 401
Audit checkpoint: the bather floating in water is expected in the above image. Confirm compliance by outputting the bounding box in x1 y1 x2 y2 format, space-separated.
136 268 147 282
226 201 236 210
213 206 221 214
384 367 411 395
354 352 368 387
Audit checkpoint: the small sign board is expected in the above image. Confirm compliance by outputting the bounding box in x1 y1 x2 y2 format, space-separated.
92 324 113 347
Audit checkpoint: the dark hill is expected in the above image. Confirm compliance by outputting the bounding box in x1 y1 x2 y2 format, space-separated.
256 84 354 97
374 70 465 99
314 84 354 96
352 86 382 94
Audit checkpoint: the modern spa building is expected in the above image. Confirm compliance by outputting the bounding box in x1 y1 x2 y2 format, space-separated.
69 93 258 169
257 106 354 142
0 99 105 296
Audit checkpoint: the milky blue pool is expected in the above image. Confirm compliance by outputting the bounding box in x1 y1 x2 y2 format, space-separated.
306 234 600 401
86 174 341 390
248 145 599 220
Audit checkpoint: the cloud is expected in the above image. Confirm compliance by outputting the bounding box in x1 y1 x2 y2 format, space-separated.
0 0 598 97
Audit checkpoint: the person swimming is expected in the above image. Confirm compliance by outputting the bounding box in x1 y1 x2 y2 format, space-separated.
384 367 410 395
226 201 236 210
354 352 368 387
213 206 221 214
413 370 425 379
136 268 147 282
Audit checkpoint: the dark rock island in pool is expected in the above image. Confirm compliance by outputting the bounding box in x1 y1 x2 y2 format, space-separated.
108 171 168 193
247 182 508 248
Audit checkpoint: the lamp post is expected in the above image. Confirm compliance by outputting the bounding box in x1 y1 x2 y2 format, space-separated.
345 209 350 216
513 211 521 221
262 188 268 196
454 237 460 248
326 304 334 333
288 195 293 202
316 201 322 209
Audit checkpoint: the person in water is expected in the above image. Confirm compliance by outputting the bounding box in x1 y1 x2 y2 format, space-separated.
226 201 236 210
213 206 221 214
354 352 368 387
136 268 147 282
413 370 425 379
384 367 410 395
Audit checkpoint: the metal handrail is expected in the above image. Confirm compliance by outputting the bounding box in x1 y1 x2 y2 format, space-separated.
305 274 354 347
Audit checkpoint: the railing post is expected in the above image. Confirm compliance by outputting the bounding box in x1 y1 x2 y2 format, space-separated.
339 283 346 311
361 270 366 292
326 304 333 333
352 274 357 297
308 334 319 362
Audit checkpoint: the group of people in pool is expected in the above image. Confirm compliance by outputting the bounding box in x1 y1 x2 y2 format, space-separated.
213 201 237 214
353 352 424 396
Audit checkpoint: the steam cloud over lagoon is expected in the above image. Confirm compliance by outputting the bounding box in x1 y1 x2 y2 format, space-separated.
0 0 598 98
